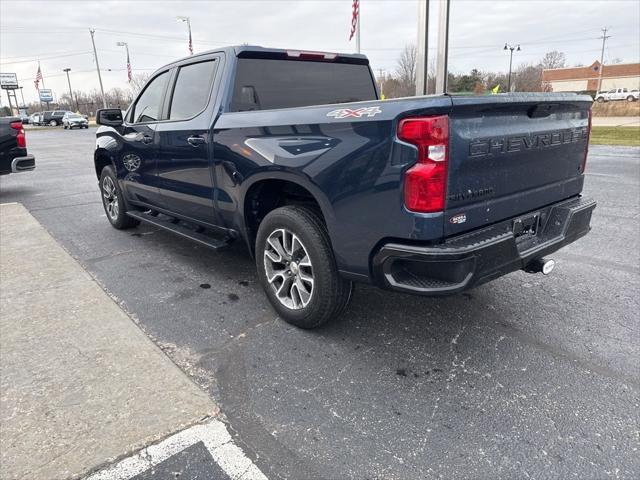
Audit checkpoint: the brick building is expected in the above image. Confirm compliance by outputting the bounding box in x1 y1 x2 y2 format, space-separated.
542 61 640 92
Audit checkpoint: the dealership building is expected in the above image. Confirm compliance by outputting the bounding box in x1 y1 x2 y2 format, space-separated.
542 61 640 92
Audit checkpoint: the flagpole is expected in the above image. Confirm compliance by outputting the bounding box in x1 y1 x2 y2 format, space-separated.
356 4 360 54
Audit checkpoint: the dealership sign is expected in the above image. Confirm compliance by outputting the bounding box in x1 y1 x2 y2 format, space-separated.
0 73 18 90
39 89 53 102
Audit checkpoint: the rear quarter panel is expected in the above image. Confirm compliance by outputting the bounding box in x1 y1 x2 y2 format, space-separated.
213 97 452 278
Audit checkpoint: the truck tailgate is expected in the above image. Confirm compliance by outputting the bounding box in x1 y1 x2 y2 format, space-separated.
445 93 592 237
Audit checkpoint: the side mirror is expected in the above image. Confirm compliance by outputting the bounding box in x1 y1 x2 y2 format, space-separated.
96 108 123 127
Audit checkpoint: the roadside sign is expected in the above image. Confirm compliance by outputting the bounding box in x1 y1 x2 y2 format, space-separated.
0 72 18 90
39 88 53 102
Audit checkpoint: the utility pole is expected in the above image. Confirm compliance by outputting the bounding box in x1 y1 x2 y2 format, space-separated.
19 86 25 107
597 27 611 93
434 0 450 94
416 0 430 96
89 28 107 108
504 43 520 92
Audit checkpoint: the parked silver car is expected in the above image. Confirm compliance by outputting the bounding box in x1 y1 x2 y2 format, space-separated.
62 112 89 129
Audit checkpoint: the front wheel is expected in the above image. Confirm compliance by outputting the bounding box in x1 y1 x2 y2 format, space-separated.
49 120 57 126
99 165 139 229
256 206 353 329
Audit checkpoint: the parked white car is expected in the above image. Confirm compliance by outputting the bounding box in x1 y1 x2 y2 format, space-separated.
595 88 638 102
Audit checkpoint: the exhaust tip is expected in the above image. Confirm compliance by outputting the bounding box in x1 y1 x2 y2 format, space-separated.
525 258 555 275
541 259 555 275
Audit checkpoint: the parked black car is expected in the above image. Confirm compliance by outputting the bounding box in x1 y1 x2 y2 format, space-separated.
42 110 69 126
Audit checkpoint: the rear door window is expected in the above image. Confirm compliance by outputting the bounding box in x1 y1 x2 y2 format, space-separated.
132 71 170 123
168 60 217 120
230 58 377 111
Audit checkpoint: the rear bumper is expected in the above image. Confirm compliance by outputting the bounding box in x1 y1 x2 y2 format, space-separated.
372 196 596 295
11 155 36 173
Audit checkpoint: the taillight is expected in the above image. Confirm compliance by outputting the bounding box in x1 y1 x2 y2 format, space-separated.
581 108 592 174
398 115 449 213
10 121 26 148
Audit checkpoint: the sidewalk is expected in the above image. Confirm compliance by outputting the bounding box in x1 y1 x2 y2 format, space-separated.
0 203 216 479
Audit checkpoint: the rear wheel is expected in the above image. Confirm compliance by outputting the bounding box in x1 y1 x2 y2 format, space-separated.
627 95 635 102
256 206 352 329
49 120 57 126
596 97 605 103
99 165 139 229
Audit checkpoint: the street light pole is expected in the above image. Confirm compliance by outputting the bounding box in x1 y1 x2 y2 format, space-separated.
63 68 78 111
504 43 520 92
19 86 25 107
116 41 132 81
176 16 193 55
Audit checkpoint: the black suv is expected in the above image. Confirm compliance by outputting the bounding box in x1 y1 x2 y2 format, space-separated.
42 110 69 126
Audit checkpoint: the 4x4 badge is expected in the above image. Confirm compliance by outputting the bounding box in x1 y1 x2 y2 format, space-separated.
327 106 382 119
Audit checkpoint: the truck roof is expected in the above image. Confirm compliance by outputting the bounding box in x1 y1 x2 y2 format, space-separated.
156 45 369 73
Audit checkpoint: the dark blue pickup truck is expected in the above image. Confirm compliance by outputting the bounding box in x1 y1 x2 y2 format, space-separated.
94 46 596 328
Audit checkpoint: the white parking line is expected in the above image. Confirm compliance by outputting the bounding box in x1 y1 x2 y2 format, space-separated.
85 419 268 480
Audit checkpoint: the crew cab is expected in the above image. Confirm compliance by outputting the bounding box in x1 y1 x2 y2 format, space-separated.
0 117 35 175
94 46 596 328
595 87 637 102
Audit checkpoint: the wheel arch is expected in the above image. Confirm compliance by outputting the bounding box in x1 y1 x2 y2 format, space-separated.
94 148 116 180
241 173 336 258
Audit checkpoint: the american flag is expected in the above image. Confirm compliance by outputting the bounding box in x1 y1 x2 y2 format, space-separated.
34 64 43 90
126 50 132 82
188 29 193 55
349 0 359 41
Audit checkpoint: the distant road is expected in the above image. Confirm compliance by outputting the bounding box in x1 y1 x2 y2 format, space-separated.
592 115 640 127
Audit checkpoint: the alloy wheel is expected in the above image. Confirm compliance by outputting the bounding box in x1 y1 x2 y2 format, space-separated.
263 228 314 310
102 176 119 221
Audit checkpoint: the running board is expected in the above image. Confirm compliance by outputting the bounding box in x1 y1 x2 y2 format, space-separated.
126 210 231 250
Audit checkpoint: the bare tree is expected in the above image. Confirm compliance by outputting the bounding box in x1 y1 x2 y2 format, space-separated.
514 64 544 92
395 44 417 97
540 51 566 70
129 73 151 96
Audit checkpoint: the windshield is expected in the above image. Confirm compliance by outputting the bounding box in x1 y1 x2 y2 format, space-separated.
230 58 377 112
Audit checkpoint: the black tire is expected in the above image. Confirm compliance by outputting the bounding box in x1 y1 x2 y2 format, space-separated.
596 97 604 103
256 206 353 329
99 165 139 229
627 96 635 102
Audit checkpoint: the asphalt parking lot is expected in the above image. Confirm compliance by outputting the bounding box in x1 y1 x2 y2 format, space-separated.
1 127 638 479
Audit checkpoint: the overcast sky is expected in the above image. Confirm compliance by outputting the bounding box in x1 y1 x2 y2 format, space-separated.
1 0 639 105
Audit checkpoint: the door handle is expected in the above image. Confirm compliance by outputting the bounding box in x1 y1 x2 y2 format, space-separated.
187 135 206 147
137 134 153 144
